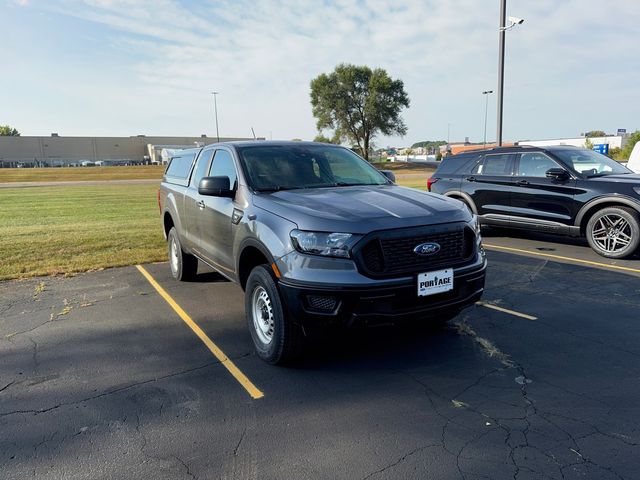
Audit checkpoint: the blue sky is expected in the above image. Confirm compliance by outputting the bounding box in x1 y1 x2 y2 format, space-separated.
2 0 639 146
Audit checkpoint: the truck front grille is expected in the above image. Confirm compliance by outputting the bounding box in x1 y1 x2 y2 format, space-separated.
354 223 475 277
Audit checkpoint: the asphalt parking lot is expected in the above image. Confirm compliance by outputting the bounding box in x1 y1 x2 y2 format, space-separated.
2 232 640 479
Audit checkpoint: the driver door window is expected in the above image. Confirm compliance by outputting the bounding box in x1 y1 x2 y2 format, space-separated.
516 153 559 177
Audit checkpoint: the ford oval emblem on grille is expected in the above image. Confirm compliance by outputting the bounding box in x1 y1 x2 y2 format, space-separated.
414 242 441 256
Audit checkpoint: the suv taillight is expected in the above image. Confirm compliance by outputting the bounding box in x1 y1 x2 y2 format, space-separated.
427 177 439 192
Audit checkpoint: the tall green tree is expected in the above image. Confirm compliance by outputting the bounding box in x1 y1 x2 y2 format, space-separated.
621 130 640 159
584 130 607 138
310 64 409 160
313 134 339 144
0 125 20 136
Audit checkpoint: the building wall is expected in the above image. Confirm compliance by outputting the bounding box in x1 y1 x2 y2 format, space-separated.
0 135 249 167
519 136 626 149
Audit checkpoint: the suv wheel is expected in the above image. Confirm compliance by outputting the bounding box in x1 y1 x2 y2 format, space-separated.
245 265 303 364
586 207 640 259
167 227 198 280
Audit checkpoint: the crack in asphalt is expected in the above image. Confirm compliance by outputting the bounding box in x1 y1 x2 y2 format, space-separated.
174 455 198 480
233 427 246 457
393 310 637 480
361 444 442 480
0 380 16 393
134 411 199 479
0 357 250 417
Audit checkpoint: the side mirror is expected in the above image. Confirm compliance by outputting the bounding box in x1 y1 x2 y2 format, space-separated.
380 170 396 183
545 168 569 181
198 176 234 197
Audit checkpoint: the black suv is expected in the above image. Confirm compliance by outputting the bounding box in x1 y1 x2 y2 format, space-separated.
429 145 640 259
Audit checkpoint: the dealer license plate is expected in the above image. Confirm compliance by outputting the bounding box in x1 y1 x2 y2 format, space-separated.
417 269 454 297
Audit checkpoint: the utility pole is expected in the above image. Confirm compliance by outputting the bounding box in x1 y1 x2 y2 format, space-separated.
211 92 220 142
496 0 506 146
483 90 494 148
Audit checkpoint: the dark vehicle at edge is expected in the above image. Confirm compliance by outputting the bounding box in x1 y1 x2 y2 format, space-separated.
429 145 640 258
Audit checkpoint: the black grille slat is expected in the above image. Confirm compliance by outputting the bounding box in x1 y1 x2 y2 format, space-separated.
355 223 475 277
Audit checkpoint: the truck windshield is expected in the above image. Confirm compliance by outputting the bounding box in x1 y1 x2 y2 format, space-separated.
237 145 389 191
551 148 631 177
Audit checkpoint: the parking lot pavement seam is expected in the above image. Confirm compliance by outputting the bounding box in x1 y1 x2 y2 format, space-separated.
475 301 537 321
135 265 264 400
0 361 221 418
484 243 640 275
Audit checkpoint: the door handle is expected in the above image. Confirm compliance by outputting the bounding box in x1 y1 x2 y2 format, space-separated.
196 200 205 209
516 180 530 186
466 176 476 182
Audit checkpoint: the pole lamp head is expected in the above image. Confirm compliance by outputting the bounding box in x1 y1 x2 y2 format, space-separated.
501 16 525 31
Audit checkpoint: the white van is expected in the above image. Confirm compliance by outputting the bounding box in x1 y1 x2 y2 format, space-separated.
627 142 640 173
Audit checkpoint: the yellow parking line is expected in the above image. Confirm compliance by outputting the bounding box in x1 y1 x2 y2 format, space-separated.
476 301 537 321
484 243 640 275
136 265 264 400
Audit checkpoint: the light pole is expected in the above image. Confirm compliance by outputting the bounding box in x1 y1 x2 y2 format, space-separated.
211 91 220 142
496 0 524 146
482 90 494 148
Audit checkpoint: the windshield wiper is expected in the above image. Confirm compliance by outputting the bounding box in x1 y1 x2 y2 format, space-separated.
586 172 613 178
333 182 380 187
256 185 301 192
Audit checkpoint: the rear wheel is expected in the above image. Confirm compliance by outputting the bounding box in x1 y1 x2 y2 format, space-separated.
586 207 640 259
167 227 198 280
245 265 303 364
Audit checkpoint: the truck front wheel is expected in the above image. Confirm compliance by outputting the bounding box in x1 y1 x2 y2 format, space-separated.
245 265 303 364
167 227 198 281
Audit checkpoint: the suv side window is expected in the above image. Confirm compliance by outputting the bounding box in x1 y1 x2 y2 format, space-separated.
190 149 214 187
472 154 512 175
209 149 238 189
516 152 560 177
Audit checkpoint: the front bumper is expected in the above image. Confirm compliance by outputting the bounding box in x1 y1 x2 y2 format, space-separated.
278 259 486 329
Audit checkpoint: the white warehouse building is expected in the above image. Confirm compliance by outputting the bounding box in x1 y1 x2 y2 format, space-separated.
519 135 628 150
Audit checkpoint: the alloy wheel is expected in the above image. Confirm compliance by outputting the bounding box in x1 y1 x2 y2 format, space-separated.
590 214 633 254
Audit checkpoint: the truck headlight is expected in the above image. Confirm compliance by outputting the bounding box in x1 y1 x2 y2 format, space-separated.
290 230 361 258
469 214 481 236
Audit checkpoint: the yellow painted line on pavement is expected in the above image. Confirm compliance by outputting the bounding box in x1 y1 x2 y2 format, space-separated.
484 243 640 275
136 265 264 400
476 301 537 321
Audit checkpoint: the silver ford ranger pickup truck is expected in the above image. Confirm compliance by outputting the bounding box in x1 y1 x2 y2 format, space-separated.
158 141 486 364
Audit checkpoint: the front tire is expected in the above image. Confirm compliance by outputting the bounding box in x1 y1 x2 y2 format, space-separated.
586 207 640 259
167 227 198 281
245 265 303 365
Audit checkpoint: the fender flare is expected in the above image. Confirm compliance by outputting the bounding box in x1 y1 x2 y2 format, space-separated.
574 195 640 228
443 191 479 215
236 238 276 273
162 192 183 240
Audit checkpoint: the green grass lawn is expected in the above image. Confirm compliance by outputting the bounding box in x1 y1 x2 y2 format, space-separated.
0 174 430 281
0 165 165 183
0 184 166 281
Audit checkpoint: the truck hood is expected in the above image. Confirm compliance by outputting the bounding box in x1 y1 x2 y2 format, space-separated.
252 185 471 234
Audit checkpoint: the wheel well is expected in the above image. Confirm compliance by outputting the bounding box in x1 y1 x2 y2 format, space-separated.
163 212 174 238
579 202 640 234
238 246 270 291
445 193 474 213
